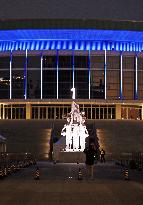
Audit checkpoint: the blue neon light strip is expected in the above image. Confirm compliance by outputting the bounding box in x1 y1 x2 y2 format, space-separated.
10 51 12 99
0 29 143 52
135 55 138 99
120 53 123 99
24 49 27 99
104 50 107 100
72 50 75 89
0 40 143 52
56 50 59 99
41 53 43 99
88 50 91 99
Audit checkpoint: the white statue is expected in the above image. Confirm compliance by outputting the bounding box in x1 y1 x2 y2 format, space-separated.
61 100 89 152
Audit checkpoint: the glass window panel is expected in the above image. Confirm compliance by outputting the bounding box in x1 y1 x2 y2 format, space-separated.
112 108 115 119
40 107 46 119
138 57 143 71
27 56 41 68
107 56 120 100
43 70 57 98
100 108 103 119
16 108 19 119
138 57 143 99
12 108 16 119
0 56 10 68
123 71 134 100
27 56 41 99
75 70 89 99
56 107 60 119
92 107 95 119
32 107 38 119
122 57 135 100
59 56 72 68
0 56 10 99
96 108 99 119
12 56 25 68
0 70 9 99
90 70 104 99
104 108 107 119
74 56 88 68
60 108 63 119
59 70 73 99
90 55 104 99
48 107 54 119
43 56 56 68
12 56 25 98
19 108 26 119
27 70 41 99
108 108 112 119
84 108 88 119
123 56 135 71
88 108 91 119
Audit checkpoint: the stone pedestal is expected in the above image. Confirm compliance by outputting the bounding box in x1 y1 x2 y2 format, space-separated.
59 151 85 163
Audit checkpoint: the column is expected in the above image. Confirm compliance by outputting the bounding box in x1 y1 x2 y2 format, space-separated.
91 104 92 119
11 104 12 119
141 106 143 120
26 104 31 119
10 50 12 99
56 50 59 99
38 107 40 119
46 107 48 119
72 50 75 90
4 143 6 152
104 49 107 100
24 49 28 99
135 54 138 99
116 104 121 119
120 52 123 99
3 105 5 119
41 53 43 99
88 50 91 99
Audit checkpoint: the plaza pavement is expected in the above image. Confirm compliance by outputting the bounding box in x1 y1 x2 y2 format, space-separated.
0 161 143 205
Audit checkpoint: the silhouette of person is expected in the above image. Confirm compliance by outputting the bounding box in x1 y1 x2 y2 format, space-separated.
100 148 106 163
83 143 97 179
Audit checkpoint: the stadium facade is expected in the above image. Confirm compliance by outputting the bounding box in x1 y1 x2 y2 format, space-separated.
0 19 143 120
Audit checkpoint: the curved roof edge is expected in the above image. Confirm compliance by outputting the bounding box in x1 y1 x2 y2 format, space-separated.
0 18 143 31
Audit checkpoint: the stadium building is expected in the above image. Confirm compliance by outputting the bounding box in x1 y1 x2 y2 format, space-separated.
0 19 143 121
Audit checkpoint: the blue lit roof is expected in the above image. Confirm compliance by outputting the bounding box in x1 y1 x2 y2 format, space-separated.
0 29 143 52
1 29 143 42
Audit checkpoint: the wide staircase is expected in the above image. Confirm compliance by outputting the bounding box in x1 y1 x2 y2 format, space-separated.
52 119 143 162
0 120 53 159
0 119 143 162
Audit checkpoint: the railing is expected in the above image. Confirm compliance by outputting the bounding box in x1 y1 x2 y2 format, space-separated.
0 152 36 166
104 152 143 169
0 152 37 179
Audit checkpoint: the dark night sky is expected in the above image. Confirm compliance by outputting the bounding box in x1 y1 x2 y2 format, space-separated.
0 0 143 21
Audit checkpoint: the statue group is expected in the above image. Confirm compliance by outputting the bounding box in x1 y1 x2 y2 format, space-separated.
61 101 89 152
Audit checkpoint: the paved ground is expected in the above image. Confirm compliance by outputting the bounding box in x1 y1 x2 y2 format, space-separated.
0 161 143 205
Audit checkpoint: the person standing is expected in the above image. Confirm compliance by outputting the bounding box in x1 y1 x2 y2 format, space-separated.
83 143 97 179
34 167 40 180
100 148 106 163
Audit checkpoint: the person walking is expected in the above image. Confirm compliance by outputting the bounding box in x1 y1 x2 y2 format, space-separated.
83 143 97 179
34 167 40 180
100 148 106 163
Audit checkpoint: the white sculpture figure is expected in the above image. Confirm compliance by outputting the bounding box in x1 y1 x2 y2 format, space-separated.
61 101 89 152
